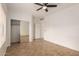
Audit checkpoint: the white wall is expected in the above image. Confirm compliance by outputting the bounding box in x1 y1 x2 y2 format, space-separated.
0 4 7 55
42 4 79 51
20 21 29 36
34 17 42 39
29 16 34 42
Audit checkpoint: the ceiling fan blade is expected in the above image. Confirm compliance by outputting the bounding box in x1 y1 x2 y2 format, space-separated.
45 8 48 12
36 7 43 11
35 3 43 6
47 5 57 7
43 3 48 6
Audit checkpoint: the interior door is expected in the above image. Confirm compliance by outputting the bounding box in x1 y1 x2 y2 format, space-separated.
11 20 20 43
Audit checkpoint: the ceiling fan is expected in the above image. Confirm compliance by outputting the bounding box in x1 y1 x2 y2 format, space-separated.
34 3 57 12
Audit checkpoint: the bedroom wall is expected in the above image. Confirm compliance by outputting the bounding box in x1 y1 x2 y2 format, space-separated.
34 17 41 39
0 4 7 56
42 4 79 51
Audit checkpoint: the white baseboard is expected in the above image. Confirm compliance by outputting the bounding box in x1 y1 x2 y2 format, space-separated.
0 41 8 56
35 38 44 40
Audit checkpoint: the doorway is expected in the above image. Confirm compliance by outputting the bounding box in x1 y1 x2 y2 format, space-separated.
11 20 20 43
20 21 29 43
11 20 29 44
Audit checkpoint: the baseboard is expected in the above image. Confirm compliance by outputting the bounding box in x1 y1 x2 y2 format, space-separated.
45 39 79 52
0 41 8 56
34 38 44 40
20 35 29 37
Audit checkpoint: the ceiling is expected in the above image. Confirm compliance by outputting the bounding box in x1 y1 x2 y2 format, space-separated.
6 3 76 18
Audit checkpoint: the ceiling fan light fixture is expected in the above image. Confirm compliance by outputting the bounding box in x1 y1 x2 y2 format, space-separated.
43 6 47 9
35 3 57 12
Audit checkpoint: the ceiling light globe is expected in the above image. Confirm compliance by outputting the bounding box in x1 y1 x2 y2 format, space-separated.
43 6 47 9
